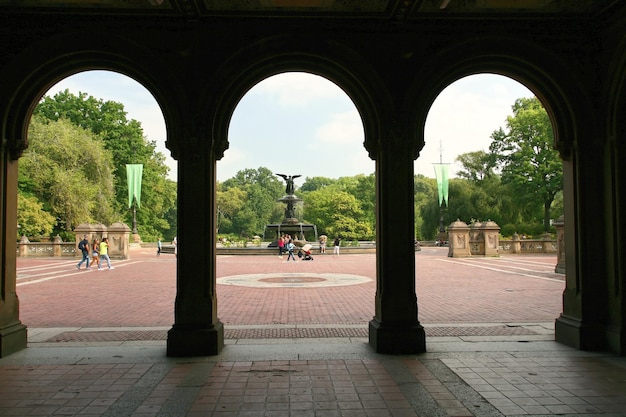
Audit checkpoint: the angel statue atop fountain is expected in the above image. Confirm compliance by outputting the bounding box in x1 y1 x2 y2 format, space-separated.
276 173 301 196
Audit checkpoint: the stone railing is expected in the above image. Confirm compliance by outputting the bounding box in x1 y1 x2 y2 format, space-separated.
17 221 132 259
16 235 77 257
498 238 557 254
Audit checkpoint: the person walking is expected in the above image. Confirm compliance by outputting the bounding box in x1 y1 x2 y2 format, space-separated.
286 239 297 261
76 234 91 270
98 237 114 270
157 239 162 256
333 237 341 256
92 238 101 270
277 235 285 258
319 235 327 254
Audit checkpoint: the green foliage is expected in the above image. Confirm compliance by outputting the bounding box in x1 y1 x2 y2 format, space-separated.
416 96 563 240
489 97 562 232
500 223 517 237
30 89 177 242
455 150 496 182
17 194 56 238
21 116 117 231
219 167 285 237
414 175 437 239
299 176 336 192
302 188 374 241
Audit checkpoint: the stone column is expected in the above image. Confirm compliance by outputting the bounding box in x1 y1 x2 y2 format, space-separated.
167 144 224 357
106 222 130 259
482 220 500 257
18 235 29 257
469 221 483 255
368 134 425 354
553 216 565 273
447 220 471 257
0 153 26 357
555 143 607 351
511 233 522 254
53 235 63 257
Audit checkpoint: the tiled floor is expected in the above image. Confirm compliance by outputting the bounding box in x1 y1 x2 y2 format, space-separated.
1 248 625 416
1 340 625 416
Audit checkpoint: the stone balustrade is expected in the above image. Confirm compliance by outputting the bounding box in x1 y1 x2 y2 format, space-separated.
17 222 132 259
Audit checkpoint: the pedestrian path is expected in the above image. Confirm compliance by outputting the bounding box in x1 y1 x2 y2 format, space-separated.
3 248 624 416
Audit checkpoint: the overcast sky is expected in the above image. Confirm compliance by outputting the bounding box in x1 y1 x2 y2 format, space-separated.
46 71 533 183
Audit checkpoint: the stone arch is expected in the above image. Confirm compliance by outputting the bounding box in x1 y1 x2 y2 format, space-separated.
203 34 394 161
606 38 626 140
403 36 594 162
601 34 626 353
0 31 183 162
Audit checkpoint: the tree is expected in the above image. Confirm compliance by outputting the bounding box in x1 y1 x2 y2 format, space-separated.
489 97 562 232
216 184 247 234
455 150 496 182
33 89 177 241
414 175 437 240
17 194 56 239
221 167 285 237
21 116 117 231
303 188 374 241
299 176 336 192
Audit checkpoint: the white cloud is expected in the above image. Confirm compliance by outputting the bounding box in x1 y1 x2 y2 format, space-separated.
255 72 348 107
313 110 363 145
419 74 533 177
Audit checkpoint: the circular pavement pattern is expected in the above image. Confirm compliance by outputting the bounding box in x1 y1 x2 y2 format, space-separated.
217 273 372 288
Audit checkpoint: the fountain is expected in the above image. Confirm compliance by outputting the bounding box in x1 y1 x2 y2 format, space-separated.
263 174 318 242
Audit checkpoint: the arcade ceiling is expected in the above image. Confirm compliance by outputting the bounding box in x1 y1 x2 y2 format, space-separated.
0 0 622 20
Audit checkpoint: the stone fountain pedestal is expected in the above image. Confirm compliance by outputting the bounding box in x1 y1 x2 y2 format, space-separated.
264 177 318 242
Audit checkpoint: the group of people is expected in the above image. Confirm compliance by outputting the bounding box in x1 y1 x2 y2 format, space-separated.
76 234 114 271
276 234 341 260
277 234 296 260
317 235 341 255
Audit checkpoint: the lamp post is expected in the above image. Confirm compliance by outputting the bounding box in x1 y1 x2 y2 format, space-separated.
132 200 138 234
433 141 449 244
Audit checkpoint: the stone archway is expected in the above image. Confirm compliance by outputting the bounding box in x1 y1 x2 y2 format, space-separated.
1 8 625 357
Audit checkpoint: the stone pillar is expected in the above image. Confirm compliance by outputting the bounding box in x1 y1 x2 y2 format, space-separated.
18 235 29 257
541 232 552 254
555 142 607 351
469 221 483 255
53 235 63 257
74 223 108 257
482 220 500 257
553 215 565 273
368 135 425 354
447 220 471 257
511 233 522 254
167 143 224 357
106 222 130 259
0 154 26 357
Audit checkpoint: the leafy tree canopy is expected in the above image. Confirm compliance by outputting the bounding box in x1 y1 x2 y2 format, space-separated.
489 97 562 232
22 116 117 231
24 89 177 241
17 194 56 239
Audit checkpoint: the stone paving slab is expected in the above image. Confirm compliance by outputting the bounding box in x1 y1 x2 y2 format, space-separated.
16 247 564 336
3 247 623 417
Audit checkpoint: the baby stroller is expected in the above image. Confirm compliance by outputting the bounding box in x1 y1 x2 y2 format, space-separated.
301 244 314 261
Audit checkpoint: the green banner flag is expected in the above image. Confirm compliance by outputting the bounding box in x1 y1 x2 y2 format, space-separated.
433 163 449 206
126 164 143 208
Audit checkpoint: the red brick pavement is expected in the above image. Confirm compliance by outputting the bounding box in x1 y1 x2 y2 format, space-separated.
16 247 564 329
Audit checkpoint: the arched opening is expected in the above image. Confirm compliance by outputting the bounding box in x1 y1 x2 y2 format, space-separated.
415 73 564 340
17 70 178 335
216 72 376 337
